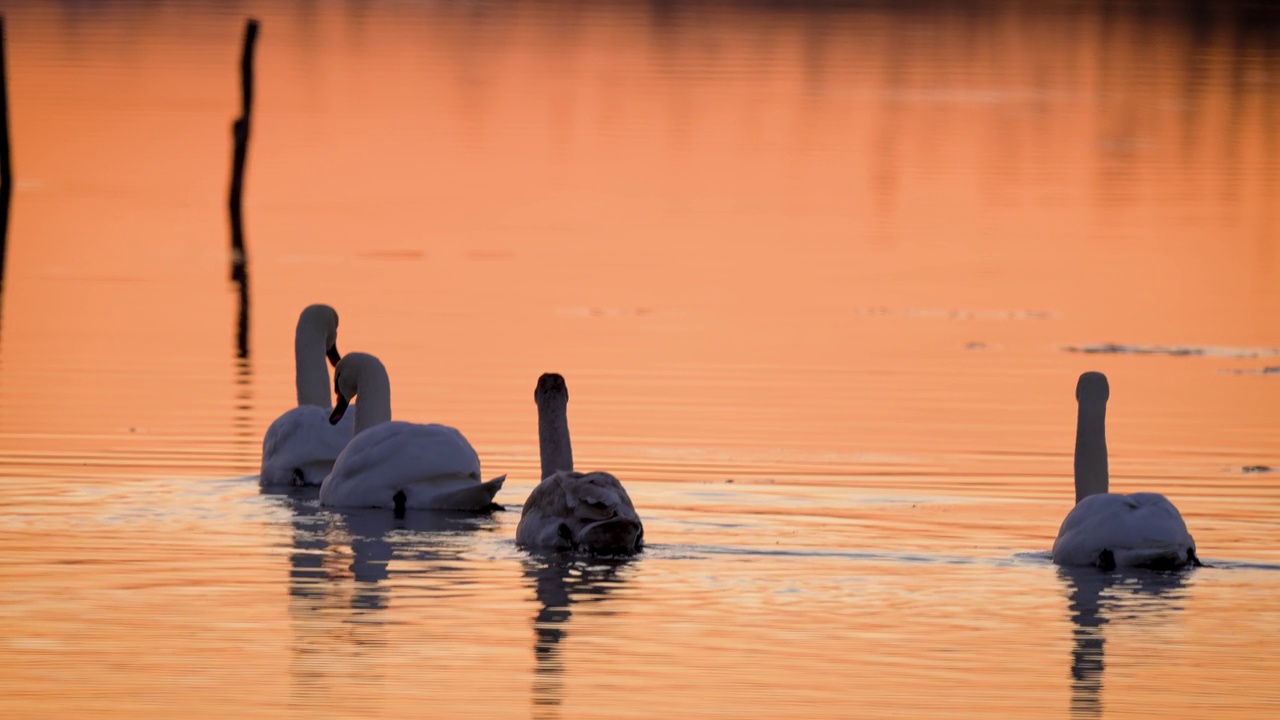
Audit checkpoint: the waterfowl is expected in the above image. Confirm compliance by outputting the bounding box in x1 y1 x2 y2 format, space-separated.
318 352 505 513
1051 372 1198 570
516 373 643 554
259 304 354 486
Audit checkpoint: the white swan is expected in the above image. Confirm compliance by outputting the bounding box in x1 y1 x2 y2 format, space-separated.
259 304 355 486
516 373 643 554
1051 371 1199 570
318 352 505 512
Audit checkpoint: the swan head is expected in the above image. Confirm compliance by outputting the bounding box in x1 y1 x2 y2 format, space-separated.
329 352 381 425
1076 371 1110 405
535 373 569 408
300 303 342 366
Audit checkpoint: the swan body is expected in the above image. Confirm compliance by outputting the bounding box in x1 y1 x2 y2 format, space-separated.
1051 372 1197 570
516 373 643 554
519 470 644 554
260 304 354 486
318 352 504 511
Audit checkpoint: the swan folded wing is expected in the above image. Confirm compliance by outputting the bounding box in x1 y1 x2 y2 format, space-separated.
332 421 480 478
260 405 353 485
516 476 571 548
1052 492 1195 567
561 472 637 519
516 471 642 549
320 422 485 508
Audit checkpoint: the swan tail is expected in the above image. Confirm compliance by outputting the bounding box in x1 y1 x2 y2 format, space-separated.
418 474 506 511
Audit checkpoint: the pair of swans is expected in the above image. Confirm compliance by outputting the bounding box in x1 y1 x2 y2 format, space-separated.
260 307 1194 567
524 368 1191 567
259 305 643 555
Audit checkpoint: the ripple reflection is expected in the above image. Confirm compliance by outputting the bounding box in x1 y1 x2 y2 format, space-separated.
1058 567 1191 718
522 552 635 717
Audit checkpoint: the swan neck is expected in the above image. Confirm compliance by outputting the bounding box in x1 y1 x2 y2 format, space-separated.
538 399 573 479
353 365 392 435
294 323 332 409
1074 400 1109 503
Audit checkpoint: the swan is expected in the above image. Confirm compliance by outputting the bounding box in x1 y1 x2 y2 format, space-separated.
259 304 355 486
318 352 505 513
1051 371 1199 570
516 373 643 554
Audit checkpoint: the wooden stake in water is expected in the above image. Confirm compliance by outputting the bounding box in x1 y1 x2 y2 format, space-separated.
0 16 14 289
228 19 258 358
228 18 258 280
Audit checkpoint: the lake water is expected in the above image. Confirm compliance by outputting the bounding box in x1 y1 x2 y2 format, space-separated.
0 1 1277 717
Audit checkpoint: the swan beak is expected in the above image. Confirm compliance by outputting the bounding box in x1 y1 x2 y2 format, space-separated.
329 393 350 425
327 345 342 367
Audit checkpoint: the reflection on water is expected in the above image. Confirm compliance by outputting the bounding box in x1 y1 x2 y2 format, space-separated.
267 486 502 613
0 0 1277 718
523 553 634 717
1060 566 1190 719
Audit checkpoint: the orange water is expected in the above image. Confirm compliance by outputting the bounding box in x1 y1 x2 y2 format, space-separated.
0 2 1277 718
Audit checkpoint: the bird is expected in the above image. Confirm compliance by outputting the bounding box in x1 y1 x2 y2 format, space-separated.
1051 371 1199 570
318 352 504 514
516 373 643 554
259 304 354 486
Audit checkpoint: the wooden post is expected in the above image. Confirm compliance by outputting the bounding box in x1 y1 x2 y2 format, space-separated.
229 19 257 277
229 19 258 359
0 16 13 289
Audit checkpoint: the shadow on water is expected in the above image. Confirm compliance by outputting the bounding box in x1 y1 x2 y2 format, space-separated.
1057 566 1191 719
522 552 636 718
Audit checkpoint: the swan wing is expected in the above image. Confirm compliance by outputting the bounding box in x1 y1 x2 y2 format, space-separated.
319 421 492 509
260 405 355 486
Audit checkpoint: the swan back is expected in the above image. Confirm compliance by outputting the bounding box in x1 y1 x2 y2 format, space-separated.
260 405 354 486
319 420 504 510
1052 491 1195 569
517 471 643 554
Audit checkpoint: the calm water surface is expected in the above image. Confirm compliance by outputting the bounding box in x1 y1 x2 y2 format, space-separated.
0 1 1278 718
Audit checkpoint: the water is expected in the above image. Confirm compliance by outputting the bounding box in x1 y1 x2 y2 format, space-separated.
0 1 1278 717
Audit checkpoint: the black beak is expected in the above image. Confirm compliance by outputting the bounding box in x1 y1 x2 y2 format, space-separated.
329 393 350 425
326 345 341 367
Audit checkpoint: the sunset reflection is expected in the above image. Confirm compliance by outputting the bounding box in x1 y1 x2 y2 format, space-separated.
0 1 1276 718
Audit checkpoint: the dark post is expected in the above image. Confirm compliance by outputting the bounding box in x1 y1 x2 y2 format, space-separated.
228 19 258 359
229 18 258 279
0 16 13 289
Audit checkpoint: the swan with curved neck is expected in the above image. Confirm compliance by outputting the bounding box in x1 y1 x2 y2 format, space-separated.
516 373 643 554
318 352 505 513
1051 371 1198 570
260 304 355 486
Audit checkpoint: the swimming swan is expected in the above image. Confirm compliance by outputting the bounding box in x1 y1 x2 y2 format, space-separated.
1051 372 1198 570
318 352 505 513
260 304 355 486
516 373 643 554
